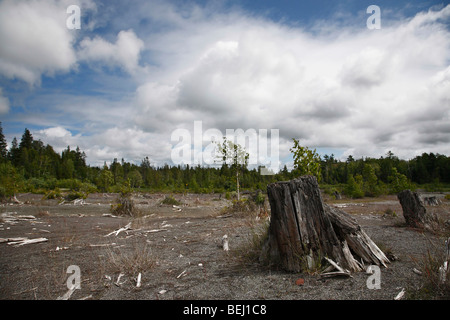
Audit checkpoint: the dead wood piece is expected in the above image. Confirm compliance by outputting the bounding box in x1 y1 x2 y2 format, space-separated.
57 286 76 300
11 195 23 205
320 271 353 279
6 237 48 247
136 273 142 287
222 235 229 251
143 228 168 234
2 214 37 223
104 222 132 237
394 288 406 300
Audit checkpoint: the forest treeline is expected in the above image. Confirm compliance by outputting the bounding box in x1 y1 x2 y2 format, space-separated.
1 123 449 199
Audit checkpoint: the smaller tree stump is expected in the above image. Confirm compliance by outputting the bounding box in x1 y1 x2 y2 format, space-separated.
397 190 438 230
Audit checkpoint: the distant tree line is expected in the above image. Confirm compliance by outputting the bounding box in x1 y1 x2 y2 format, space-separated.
0 123 449 199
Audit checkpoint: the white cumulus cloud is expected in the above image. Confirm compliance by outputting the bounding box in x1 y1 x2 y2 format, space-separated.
78 29 145 74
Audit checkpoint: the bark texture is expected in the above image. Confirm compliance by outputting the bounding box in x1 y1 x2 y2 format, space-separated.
397 190 438 229
261 176 389 272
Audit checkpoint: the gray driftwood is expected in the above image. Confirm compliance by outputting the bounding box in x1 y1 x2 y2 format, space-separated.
261 176 389 273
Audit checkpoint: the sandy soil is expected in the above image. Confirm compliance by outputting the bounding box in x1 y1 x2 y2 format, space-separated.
0 192 449 301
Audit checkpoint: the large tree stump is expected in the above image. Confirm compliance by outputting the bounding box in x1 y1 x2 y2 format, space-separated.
397 190 438 229
261 176 389 272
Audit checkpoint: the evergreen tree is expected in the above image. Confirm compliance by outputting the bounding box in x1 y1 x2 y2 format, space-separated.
19 128 33 151
8 137 19 166
0 122 7 161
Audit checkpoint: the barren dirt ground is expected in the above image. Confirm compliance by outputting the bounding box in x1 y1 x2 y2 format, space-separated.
0 192 449 300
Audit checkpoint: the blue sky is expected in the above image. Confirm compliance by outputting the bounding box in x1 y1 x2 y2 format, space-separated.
0 0 449 169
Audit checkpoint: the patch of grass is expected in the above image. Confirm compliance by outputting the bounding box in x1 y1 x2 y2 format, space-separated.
232 220 270 265
221 198 259 217
407 239 450 300
382 208 397 218
106 242 155 276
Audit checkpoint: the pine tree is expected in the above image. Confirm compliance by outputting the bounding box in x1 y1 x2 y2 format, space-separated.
0 122 7 161
19 128 33 150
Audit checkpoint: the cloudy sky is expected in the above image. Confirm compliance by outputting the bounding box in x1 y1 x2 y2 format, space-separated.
0 0 449 170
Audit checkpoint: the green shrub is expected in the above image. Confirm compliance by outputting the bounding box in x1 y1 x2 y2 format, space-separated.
160 195 181 206
65 191 87 201
43 188 62 200
111 193 141 217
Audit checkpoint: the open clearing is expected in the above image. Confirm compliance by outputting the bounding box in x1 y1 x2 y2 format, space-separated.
0 192 449 300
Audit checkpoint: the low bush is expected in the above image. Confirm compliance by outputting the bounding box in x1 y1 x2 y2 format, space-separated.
160 195 181 206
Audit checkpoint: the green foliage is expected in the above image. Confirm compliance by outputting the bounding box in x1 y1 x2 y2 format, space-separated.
388 167 412 194
0 122 7 161
128 169 143 188
42 188 62 200
290 139 321 181
1 123 450 198
97 165 114 192
253 190 266 205
65 191 88 201
345 174 364 199
161 195 181 206
0 162 22 199
215 137 249 200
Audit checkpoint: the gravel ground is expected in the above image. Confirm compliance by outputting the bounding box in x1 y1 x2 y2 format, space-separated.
0 192 449 301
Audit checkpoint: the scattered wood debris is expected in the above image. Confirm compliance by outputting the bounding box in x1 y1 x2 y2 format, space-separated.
176 269 187 279
1 213 37 224
222 235 229 251
0 237 48 247
136 273 142 287
104 222 132 237
11 195 23 205
320 257 352 278
115 273 125 286
439 237 449 284
73 198 86 206
57 285 76 300
394 288 406 300
102 213 119 218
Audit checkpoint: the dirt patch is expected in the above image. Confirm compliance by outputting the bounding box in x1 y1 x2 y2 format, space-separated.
1 192 449 300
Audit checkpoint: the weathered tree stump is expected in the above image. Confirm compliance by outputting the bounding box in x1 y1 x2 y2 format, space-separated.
397 190 438 229
261 176 389 273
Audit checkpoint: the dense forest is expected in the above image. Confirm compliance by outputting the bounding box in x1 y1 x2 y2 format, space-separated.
1 123 449 200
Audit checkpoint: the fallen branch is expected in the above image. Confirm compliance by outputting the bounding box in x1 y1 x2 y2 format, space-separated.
394 288 406 300
5 237 48 247
143 229 168 234
136 273 142 288
176 269 187 279
57 285 76 300
320 257 352 278
1 214 37 223
104 222 132 237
